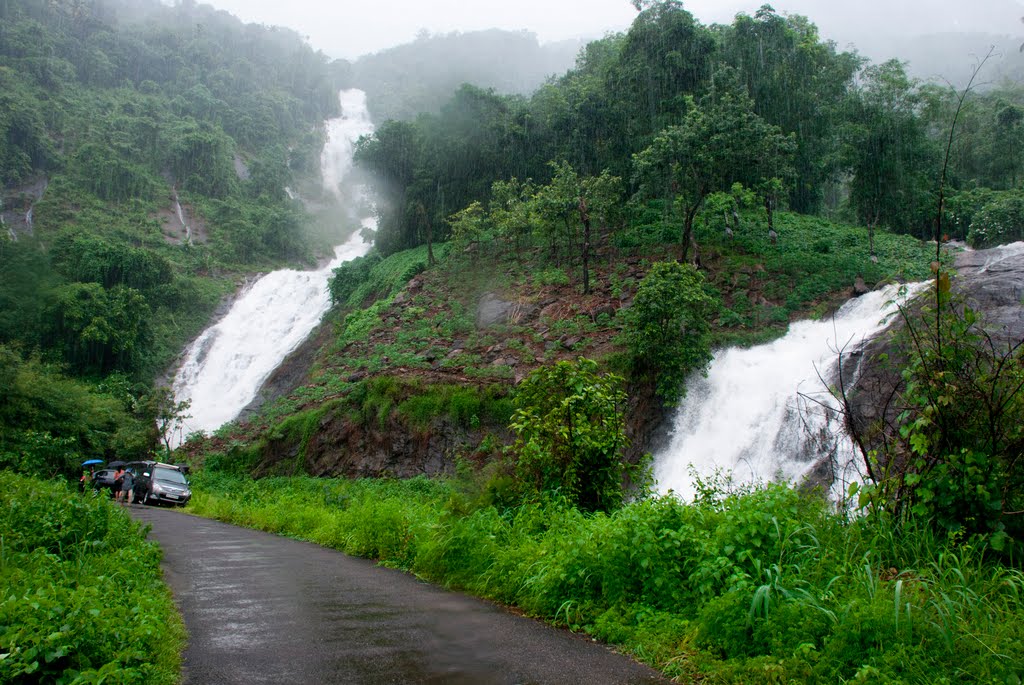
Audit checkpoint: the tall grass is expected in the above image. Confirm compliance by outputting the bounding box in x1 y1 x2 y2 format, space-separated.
0 471 185 684
188 472 1024 683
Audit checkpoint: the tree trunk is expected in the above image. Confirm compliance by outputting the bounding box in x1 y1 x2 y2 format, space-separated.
578 197 591 295
680 198 703 265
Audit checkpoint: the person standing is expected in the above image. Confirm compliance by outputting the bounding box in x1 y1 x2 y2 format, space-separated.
120 468 135 505
114 467 125 503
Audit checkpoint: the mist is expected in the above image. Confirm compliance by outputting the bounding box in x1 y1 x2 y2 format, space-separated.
197 0 1023 61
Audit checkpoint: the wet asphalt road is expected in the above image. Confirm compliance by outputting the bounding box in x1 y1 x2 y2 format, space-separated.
133 506 668 685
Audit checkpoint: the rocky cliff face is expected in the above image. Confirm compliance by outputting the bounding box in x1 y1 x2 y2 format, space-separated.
842 243 1024 469
240 256 669 480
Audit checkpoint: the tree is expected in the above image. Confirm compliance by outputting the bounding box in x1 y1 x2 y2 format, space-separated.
616 0 715 141
532 161 623 292
632 69 793 263
44 283 152 375
845 60 937 237
147 387 191 457
621 261 719 403
509 358 635 512
720 6 861 212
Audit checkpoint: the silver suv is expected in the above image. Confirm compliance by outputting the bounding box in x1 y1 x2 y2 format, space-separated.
128 461 192 506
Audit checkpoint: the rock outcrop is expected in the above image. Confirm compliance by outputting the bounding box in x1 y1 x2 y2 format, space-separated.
842 243 1024 466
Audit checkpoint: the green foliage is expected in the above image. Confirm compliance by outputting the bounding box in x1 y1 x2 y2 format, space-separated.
858 295 1024 550
0 471 185 684
329 244 442 309
0 346 150 477
397 384 512 430
845 60 938 235
188 473 1024 684
966 190 1024 248
50 232 173 291
509 358 634 512
43 282 152 375
621 262 719 402
631 68 795 260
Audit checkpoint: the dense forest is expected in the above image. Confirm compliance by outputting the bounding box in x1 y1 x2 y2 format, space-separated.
356 3 1024 258
3 1 1024 682
0 0 351 475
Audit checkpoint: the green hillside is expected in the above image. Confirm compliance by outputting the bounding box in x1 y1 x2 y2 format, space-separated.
2 1 1024 682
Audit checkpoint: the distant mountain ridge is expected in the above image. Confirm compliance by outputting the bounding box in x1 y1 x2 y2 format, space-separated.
852 31 1024 86
351 29 582 121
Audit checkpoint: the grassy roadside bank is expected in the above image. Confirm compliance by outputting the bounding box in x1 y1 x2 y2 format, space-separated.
0 472 185 685
188 472 1024 684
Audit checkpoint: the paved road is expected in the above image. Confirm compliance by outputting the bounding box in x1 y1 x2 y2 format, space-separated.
133 506 668 684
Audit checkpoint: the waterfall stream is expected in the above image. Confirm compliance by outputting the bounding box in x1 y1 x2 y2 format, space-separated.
170 89 374 446
654 282 926 500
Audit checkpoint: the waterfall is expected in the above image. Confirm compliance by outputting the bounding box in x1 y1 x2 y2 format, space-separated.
172 190 191 245
654 282 926 501
170 89 375 446
320 90 373 200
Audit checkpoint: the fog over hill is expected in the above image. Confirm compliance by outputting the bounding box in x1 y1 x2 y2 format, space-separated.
197 0 1023 89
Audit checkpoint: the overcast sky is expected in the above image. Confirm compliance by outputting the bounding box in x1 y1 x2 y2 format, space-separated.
197 0 1024 60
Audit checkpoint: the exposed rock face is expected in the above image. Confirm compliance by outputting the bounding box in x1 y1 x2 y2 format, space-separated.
843 243 1024 463
1 176 47 239
253 408 510 480
475 292 538 328
952 244 1024 343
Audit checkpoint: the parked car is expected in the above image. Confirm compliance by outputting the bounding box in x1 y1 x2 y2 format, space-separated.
128 461 192 507
91 468 119 497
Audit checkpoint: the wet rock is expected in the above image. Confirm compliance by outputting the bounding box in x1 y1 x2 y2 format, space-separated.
846 244 1024 459
476 293 538 327
561 336 582 350
853 276 869 296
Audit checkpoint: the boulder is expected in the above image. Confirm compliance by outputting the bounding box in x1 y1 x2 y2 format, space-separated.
842 244 1024 463
475 293 537 328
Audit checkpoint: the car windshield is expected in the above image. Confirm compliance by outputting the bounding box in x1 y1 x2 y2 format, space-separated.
154 466 188 485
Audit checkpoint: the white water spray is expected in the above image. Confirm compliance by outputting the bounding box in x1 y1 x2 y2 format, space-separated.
654 282 926 500
172 190 191 245
170 89 375 445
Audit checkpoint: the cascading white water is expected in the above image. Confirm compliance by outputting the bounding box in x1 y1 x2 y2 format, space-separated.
654 282 926 501
170 89 375 446
172 191 191 245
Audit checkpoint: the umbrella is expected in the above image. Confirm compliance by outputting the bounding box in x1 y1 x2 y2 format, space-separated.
108 460 126 469
82 459 104 466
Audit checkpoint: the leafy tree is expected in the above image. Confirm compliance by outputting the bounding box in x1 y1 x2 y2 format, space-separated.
621 262 719 403
146 386 191 458
615 0 715 142
845 60 937 237
632 69 793 262
44 283 152 375
720 6 861 213
50 233 173 291
509 358 635 512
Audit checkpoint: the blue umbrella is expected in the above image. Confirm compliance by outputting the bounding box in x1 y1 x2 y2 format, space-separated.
82 459 104 466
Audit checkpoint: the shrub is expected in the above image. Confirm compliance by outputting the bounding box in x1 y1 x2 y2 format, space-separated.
966 190 1024 248
0 471 184 684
